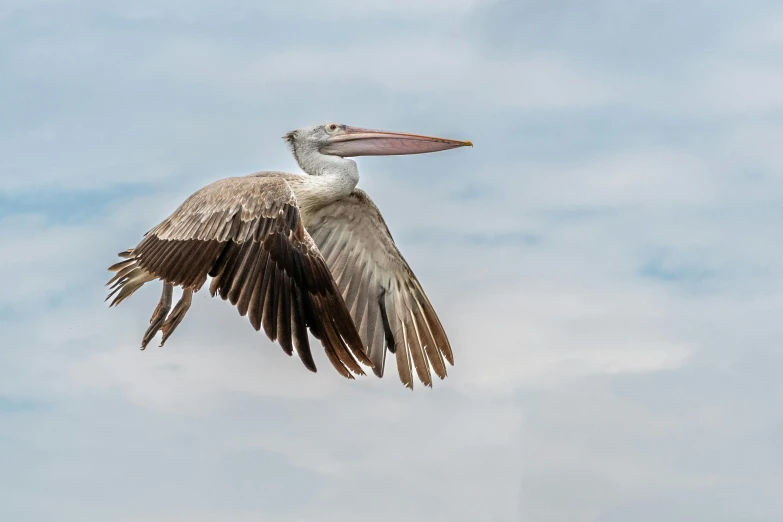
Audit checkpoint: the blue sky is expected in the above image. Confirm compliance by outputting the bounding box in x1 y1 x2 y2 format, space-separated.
2 1 782 521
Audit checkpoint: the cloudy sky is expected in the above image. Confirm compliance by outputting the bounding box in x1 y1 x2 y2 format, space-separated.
2 1 782 520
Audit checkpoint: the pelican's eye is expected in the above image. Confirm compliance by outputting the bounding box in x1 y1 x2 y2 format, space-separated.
324 123 340 134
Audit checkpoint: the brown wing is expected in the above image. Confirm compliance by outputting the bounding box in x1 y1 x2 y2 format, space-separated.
306 189 453 389
106 175 371 378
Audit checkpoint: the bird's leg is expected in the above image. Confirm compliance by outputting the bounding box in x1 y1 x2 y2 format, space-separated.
159 288 193 347
141 283 173 349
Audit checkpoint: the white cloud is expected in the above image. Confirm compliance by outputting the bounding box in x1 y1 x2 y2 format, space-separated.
145 38 614 111
692 61 783 114
501 150 717 208
728 9 783 49
120 512 281 522
282 0 488 18
66 329 344 413
449 285 693 393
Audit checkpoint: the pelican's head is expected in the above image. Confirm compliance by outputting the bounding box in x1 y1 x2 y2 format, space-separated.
284 122 473 158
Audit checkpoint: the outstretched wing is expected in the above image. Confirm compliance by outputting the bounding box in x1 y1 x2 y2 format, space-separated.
306 189 453 389
106 175 371 378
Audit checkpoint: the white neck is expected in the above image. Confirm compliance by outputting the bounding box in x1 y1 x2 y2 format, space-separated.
288 142 359 213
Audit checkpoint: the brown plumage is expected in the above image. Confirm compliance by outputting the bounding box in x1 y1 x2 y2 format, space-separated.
106 176 371 378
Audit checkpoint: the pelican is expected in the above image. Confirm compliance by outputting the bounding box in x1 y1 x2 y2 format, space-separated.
106 123 472 388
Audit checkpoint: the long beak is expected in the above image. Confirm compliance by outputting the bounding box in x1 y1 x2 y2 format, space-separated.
321 126 473 157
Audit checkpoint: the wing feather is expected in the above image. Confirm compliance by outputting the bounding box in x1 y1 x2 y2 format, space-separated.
307 189 453 388
106 175 370 377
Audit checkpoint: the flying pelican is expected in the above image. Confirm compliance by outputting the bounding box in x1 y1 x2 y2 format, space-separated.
106 123 472 388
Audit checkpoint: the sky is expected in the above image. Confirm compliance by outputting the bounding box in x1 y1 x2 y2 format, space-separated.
1 0 782 520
